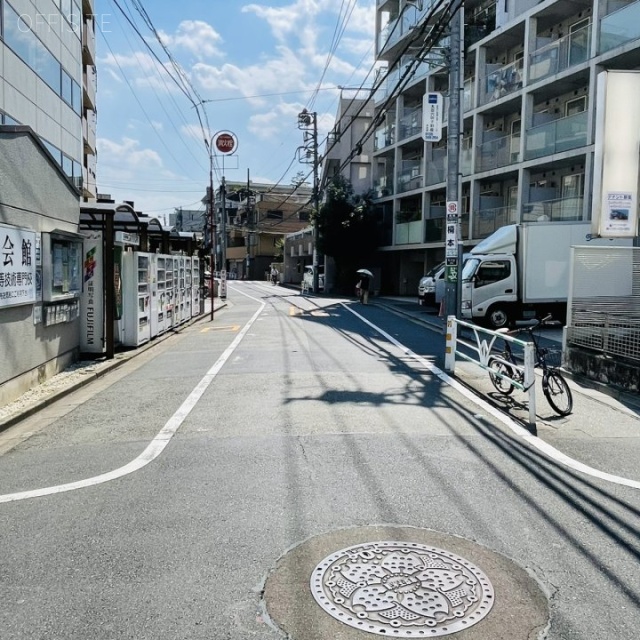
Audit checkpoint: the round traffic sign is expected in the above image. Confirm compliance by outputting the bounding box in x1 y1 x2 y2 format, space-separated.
447 201 458 214
214 131 237 154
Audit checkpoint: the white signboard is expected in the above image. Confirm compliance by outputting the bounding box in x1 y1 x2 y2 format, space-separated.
80 232 105 353
0 224 36 308
220 269 227 299
445 220 458 258
423 92 444 143
592 71 640 238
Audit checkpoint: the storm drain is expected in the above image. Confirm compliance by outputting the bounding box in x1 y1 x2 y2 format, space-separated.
309 541 494 637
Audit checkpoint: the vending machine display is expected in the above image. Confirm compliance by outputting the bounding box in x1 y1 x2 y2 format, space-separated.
122 251 151 347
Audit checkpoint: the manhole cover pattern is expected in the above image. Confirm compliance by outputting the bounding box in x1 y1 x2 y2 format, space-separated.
310 541 494 637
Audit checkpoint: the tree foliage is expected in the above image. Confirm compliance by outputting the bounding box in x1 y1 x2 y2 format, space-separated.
316 174 379 292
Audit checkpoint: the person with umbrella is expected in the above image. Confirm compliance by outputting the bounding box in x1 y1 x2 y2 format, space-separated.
356 268 373 304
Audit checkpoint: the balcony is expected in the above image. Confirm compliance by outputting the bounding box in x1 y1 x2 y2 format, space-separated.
82 18 96 64
599 0 640 53
461 141 473 176
473 205 517 239
374 174 395 198
522 196 584 222
425 148 447 186
395 220 423 245
374 124 396 151
529 23 591 83
425 213 470 242
83 108 97 154
397 159 423 193
524 111 588 160
479 58 523 106
83 65 97 110
399 107 422 140
476 133 520 172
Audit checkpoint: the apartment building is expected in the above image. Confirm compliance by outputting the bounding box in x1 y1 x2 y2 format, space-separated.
0 0 97 198
373 0 640 294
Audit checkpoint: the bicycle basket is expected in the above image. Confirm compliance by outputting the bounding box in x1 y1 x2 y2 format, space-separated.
543 348 563 368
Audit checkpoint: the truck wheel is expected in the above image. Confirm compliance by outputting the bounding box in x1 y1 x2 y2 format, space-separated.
487 306 510 329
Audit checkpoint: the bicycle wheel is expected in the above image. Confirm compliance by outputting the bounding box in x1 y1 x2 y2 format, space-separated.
543 370 573 416
488 357 515 395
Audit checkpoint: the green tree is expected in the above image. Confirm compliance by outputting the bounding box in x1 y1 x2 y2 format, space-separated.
316 175 379 293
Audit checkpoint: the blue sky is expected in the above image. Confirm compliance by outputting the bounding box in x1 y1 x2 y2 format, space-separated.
94 0 377 224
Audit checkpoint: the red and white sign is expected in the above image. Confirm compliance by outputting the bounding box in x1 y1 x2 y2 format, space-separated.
446 201 458 215
214 131 237 155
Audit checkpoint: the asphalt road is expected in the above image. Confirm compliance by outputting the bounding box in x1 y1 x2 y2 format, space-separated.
0 281 638 639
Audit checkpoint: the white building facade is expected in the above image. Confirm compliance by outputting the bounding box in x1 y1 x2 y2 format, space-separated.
373 0 640 294
0 0 97 198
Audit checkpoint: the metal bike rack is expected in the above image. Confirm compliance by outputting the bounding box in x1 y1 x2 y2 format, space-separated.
444 315 537 427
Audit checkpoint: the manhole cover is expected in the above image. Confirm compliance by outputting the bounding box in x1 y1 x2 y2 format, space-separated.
310 541 495 637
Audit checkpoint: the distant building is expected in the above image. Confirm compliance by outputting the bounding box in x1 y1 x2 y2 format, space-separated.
168 208 206 233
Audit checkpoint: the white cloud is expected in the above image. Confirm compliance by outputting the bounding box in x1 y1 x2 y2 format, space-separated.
158 20 224 60
97 137 164 170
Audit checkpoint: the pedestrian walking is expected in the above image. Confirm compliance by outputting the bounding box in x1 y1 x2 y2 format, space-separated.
357 275 370 304
270 266 279 285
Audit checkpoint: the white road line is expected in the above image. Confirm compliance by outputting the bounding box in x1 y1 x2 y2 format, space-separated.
344 303 640 490
0 299 266 504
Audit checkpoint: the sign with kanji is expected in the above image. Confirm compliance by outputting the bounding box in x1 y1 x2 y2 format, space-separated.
445 221 458 258
0 224 36 308
423 92 443 142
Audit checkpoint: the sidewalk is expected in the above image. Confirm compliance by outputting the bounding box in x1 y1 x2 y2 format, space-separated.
0 298 227 433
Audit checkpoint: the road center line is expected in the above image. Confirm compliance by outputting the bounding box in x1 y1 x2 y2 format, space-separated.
0 299 266 504
344 303 640 490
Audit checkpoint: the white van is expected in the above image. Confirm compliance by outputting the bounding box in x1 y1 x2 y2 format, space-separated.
418 255 470 306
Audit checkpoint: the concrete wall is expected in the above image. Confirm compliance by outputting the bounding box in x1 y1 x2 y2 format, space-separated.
0 128 81 405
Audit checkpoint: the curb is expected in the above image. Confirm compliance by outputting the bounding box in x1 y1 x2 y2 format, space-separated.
0 303 228 434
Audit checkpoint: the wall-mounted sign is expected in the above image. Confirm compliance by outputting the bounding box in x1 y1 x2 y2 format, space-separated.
592 71 640 238
0 223 36 308
114 231 140 246
81 232 105 353
423 92 443 143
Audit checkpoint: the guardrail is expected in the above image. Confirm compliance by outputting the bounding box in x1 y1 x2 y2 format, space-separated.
444 315 537 426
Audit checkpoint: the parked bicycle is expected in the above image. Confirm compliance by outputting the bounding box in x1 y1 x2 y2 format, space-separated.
488 315 573 416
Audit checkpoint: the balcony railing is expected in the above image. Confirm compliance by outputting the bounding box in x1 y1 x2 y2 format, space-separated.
374 174 395 198
461 142 473 176
395 220 423 245
530 23 591 83
397 159 424 193
522 196 584 222
374 124 396 151
599 0 640 53
399 107 422 140
476 133 520 172
425 148 447 186
425 213 470 242
479 58 523 106
524 111 588 160
473 205 517 239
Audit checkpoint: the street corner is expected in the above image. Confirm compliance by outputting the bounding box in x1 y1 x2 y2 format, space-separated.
261 526 549 640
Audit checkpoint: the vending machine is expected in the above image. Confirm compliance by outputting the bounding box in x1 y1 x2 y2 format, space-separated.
122 250 151 347
165 256 175 328
184 256 192 320
191 257 200 317
154 255 167 335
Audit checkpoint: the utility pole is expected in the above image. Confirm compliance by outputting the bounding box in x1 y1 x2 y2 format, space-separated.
208 154 215 321
220 175 227 297
297 109 320 293
444 6 463 318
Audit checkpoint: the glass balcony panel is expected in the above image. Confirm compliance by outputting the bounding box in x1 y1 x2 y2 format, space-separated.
480 59 523 105
374 174 395 198
476 134 520 172
463 78 475 111
374 124 396 151
522 196 584 222
524 111 588 160
399 108 423 140
599 0 640 53
425 149 447 185
473 205 517 239
395 220 423 245
529 24 591 83
397 158 424 192
461 143 473 176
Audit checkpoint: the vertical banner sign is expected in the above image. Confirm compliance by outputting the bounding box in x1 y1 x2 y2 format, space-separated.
592 71 640 238
445 202 459 283
423 92 443 143
0 223 36 308
81 232 105 353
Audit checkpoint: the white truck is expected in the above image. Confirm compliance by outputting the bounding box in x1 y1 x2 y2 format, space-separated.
460 222 622 329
